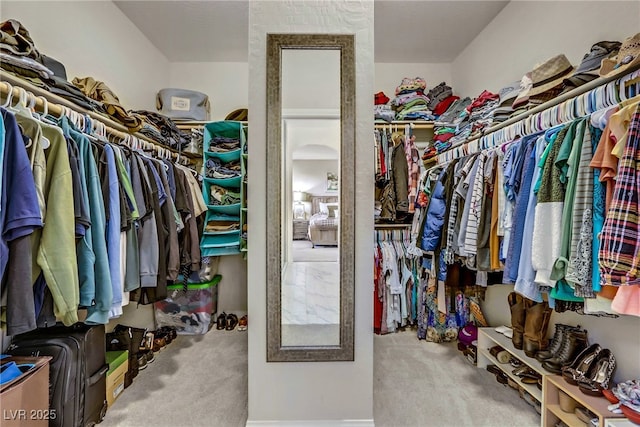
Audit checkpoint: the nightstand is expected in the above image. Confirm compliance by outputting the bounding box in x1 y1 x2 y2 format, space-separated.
293 219 309 240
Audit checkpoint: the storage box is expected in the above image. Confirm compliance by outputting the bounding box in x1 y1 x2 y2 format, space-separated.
0 356 51 427
154 275 221 335
105 351 128 407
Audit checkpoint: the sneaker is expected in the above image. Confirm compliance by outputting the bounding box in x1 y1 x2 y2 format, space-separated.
238 315 247 331
138 354 147 371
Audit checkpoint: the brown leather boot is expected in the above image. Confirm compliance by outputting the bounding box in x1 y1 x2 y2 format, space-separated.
508 292 527 350
523 301 553 358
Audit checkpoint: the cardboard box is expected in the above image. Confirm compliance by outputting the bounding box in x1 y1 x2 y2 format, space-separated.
105 350 128 407
0 356 52 427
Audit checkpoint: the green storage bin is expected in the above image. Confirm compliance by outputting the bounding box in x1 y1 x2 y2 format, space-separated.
106 350 128 376
154 275 222 335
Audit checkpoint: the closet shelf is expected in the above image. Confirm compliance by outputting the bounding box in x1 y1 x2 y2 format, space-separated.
0 71 199 163
477 347 542 402
438 61 640 159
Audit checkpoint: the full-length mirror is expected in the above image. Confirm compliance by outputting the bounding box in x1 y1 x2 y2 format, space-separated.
267 34 355 362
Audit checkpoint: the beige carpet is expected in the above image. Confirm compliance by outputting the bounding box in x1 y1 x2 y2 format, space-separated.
373 331 539 427
292 240 338 262
100 329 539 427
100 330 248 427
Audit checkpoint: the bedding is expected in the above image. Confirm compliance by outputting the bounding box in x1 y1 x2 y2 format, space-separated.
308 196 339 247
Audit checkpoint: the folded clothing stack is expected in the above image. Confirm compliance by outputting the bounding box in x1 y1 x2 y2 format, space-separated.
205 159 241 179
390 77 435 121
429 96 471 154
133 110 191 150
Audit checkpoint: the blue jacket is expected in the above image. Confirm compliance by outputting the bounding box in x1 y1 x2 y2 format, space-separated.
420 168 447 252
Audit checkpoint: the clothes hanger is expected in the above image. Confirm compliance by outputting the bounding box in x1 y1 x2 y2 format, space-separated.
1 82 14 108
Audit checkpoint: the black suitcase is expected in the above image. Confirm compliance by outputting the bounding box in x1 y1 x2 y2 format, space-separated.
7 323 109 427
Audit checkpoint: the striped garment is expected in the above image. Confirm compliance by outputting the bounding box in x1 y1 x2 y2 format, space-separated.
599 105 640 285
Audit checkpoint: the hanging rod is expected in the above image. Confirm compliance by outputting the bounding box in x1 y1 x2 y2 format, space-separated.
437 62 640 161
0 71 197 164
374 223 412 229
374 120 434 130
176 120 248 130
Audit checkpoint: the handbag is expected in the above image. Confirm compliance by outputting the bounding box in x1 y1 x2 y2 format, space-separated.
156 88 210 121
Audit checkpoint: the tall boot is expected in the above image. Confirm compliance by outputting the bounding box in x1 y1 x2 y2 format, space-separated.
542 329 588 374
535 324 572 362
508 292 527 350
523 301 553 358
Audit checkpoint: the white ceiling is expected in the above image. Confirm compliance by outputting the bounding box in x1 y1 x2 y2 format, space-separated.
114 0 509 63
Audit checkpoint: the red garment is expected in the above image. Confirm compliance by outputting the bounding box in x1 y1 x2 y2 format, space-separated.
374 91 390 105
433 95 460 116
373 246 383 334
434 132 455 142
466 90 499 112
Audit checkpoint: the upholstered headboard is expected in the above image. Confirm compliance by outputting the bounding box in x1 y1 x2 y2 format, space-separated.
311 196 339 215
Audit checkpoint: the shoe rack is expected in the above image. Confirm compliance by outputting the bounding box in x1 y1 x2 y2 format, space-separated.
543 375 626 427
477 327 547 405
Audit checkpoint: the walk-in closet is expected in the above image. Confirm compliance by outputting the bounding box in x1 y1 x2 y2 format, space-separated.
1 2 639 427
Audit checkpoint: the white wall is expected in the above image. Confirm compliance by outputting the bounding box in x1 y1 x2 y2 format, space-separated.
293 159 339 196
452 1 640 97
248 0 374 424
1 1 170 110
375 62 453 98
169 62 249 121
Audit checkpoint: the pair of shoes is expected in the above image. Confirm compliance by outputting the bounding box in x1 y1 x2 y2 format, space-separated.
216 312 227 330
507 292 553 356
576 349 616 396
486 364 502 376
542 328 589 374
215 312 239 331
518 369 541 385
237 315 248 331
561 344 602 385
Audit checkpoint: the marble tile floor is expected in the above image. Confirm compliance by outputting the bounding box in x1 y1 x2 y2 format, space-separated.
281 260 341 346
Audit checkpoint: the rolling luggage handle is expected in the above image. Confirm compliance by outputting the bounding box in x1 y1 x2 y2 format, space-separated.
88 365 109 386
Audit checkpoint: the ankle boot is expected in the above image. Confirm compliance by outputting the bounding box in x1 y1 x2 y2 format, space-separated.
523 301 553 358
542 329 588 374
508 292 527 350
535 324 572 362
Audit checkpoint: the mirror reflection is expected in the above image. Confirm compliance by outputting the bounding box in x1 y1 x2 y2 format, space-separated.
280 49 341 347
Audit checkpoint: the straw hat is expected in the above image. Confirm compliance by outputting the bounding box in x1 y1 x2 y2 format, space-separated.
527 54 574 98
599 33 640 79
225 108 248 121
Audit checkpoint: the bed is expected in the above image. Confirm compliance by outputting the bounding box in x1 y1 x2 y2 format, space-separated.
308 196 339 247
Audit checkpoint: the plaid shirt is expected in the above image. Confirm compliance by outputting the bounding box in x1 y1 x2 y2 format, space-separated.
599 105 640 286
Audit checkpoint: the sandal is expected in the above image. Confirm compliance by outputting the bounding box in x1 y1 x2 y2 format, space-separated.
226 313 238 331
216 312 227 330
237 315 247 331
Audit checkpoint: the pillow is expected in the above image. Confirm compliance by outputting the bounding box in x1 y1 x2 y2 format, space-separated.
318 202 329 215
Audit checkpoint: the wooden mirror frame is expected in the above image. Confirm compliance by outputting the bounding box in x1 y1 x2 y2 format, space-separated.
266 34 355 362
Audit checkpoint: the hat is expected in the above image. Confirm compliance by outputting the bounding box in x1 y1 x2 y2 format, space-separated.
527 54 574 98
374 91 390 105
395 77 426 95
574 41 621 75
511 73 533 109
497 81 521 108
562 41 621 93
225 108 248 121
599 33 640 78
